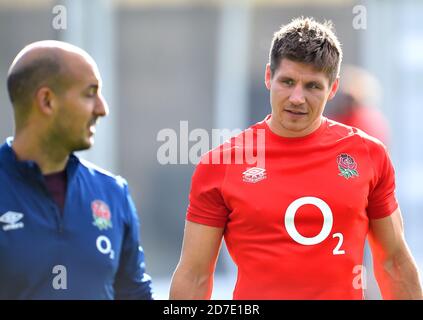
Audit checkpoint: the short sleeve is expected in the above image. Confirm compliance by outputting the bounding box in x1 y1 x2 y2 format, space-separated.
366 139 399 219
186 154 230 228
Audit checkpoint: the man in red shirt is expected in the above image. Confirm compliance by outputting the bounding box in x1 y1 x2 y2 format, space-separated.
169 17 422 299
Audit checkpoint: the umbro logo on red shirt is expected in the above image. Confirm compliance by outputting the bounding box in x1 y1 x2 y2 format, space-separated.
242 167 267 183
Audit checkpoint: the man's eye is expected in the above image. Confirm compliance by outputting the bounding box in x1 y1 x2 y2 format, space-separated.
308 83 321 89
282 79 294 86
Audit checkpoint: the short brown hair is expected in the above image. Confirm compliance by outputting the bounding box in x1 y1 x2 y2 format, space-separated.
269 17 342 84
7 54 67 108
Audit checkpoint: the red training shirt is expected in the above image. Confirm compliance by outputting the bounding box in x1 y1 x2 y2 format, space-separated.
186 115 398 299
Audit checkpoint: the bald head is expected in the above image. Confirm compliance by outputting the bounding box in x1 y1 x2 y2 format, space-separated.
7 40 96 112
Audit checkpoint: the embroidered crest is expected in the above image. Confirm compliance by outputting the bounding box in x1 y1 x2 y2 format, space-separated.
337 153 359 179
92 200 112 230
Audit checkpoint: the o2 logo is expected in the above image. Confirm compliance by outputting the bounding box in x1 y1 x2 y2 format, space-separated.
96 235 115 259
284 197 345 255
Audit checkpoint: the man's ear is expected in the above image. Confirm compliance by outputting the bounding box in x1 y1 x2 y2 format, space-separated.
34 87 56 115
265 63 272 90
328 78 339 101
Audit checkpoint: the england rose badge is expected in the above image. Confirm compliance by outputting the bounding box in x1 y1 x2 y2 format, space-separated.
92 200 113 230
337 153 359 179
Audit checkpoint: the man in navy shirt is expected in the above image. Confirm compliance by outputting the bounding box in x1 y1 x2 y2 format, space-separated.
0 41 154 299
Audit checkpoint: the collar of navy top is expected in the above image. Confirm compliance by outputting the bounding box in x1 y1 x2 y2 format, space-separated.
0 137 79 188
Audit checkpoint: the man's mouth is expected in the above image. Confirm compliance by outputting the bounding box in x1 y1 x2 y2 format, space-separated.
284 109 307 115
88 119 97 134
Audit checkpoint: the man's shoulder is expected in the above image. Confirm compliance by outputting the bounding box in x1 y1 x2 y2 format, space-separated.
0 141 20 180
199 121 265 164
77 157 128 190
326 117 386 149
0 139 13 166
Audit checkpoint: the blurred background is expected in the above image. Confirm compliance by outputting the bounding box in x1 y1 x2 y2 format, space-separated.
0 0 422 299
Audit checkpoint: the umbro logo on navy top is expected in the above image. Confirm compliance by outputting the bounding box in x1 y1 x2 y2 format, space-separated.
0 211 24 231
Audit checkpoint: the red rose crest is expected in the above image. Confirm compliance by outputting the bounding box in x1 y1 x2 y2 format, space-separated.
337 153 359 179
92 200 113 230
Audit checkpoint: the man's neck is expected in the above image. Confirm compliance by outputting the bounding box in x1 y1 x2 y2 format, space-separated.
266 116 323 138
12 131 69 175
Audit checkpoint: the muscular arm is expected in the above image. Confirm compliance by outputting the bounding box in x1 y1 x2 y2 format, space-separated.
169 221 224 300
368 207 423 299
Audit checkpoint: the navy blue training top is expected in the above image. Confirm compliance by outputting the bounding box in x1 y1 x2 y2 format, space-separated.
0 138 154 299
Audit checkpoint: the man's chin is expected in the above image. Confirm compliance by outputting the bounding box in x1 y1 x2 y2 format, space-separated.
71 139 93 152
281 120 308 132
277 120 315 137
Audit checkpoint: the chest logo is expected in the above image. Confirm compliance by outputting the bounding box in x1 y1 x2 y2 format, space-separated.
92 200 113 231
0 211 24 231
243 167 267 183
337 153 359 179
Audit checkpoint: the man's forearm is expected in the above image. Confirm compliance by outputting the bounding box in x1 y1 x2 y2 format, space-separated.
375 252 423 299
169 269 213 300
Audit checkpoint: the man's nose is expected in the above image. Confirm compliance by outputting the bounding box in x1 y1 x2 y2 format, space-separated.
289 84 306 105
95 94 109 117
